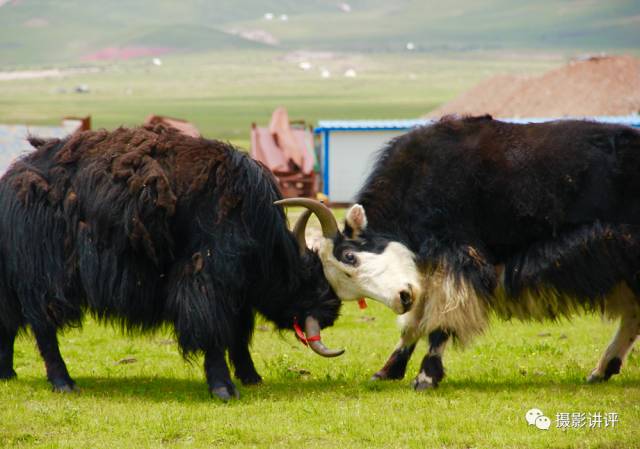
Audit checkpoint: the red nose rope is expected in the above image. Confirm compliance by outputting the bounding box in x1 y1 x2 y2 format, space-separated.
293 317 321 346
293 299 366 347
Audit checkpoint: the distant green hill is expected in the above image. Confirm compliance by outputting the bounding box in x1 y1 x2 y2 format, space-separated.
1 0 639 66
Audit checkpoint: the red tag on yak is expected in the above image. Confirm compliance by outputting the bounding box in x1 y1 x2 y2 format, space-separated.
293 317 321 346
358 298 368 309
293 317 308 345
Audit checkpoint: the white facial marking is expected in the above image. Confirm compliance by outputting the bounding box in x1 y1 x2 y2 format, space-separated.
317 238 421 314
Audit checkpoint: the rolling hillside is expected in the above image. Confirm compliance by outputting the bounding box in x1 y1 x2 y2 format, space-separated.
1 0 639 66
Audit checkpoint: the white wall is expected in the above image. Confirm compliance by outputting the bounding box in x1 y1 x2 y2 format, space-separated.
326 130 404 203
321 115 640 203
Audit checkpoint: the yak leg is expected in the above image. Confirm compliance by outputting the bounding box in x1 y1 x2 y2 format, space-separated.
413 329 450 391
587 312 640 383
371 332 418 381
229 310 262 386
0 326 18 380
205 348 239 401
32 325 76 392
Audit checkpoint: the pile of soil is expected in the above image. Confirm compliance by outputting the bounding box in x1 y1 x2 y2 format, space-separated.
426 55 640 118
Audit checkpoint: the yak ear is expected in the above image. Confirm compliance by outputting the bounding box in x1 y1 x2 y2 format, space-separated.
345 204 368 239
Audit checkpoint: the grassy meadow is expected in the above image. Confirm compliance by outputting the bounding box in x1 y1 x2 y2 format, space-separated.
2 0 639 65
0 50 562 149
1 42 638 448
1 295 638 448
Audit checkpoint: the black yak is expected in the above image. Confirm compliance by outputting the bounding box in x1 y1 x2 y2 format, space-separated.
0 125 353 401
293 115 640 390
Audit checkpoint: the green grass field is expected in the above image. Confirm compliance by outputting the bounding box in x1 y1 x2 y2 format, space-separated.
0 210 638 449
1 29 639 448
1 300 638 448
0 50 562 149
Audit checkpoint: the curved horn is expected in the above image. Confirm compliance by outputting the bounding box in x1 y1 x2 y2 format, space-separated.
275 198 339 239
304 316 345 358
292 209 313 256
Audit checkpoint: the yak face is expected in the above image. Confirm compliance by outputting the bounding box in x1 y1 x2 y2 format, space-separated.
282 249 344 357
275 198 421 315
292 250 343 329
317 205 421 314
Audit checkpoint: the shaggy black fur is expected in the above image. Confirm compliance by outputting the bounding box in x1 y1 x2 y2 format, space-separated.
355 115 640 385
357 115 640 310
0 125 341 399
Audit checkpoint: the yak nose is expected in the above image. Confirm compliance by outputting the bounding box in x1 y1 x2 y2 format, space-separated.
400 287 413 312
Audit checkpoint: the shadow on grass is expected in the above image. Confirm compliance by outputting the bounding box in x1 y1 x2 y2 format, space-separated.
16 375 358 404
14 372 639 404
440 376 640 393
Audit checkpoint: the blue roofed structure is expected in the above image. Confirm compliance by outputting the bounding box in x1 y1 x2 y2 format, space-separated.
314 115 640 204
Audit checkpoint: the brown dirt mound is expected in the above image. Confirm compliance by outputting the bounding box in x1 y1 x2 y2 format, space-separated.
427 55 640 118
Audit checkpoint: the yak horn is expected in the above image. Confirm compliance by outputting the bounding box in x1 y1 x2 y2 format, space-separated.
304 316 345 358
292 209 313 256
275 198 339 239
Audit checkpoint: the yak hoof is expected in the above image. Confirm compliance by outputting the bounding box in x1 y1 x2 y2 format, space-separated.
369 373 391 382
370 370 404 382
239 373 262 386
210 383 240 402
586 373 605 384
412 373 438 391
603 357 622 380
0 369 17 381
51 380 79 393
588 358 622 384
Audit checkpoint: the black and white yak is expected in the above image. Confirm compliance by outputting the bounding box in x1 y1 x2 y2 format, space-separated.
0 125 419 400
285 115 640 390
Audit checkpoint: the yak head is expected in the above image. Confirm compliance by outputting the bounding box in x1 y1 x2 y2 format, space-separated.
276 198 421 315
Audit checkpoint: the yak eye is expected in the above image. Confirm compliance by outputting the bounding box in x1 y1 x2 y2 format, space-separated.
342 251 357 266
